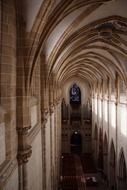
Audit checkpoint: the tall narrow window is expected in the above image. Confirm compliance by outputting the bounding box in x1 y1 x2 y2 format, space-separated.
70 83 81 104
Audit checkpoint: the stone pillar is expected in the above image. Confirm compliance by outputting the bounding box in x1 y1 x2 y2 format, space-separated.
40 62 50 189
107 77 111 186
49 87 54 190
115 73 120 190
41 108 49 190
17 127 32 190
0 0 17 164
55 98 61 189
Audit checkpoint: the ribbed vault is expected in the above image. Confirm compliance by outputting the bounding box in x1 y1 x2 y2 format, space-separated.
26 0 127 91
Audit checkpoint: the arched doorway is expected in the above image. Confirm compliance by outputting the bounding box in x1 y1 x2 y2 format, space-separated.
118 149 127 190
70 132 82 154
109 140 116 189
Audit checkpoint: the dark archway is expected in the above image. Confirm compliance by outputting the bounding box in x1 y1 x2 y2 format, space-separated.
70 132 82 154
118 149 127 190
109 140 116 189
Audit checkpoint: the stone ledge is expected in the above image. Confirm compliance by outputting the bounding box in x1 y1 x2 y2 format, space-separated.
0 159 18 187
28 123 41 144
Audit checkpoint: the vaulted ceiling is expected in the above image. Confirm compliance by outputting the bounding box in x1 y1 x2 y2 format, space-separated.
24 0 127 88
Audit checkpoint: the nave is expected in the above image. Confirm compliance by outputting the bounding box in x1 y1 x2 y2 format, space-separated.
0 1 127 190
60 154 108 190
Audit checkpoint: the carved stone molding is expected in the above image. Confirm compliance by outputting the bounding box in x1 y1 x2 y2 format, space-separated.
41 108 49 124
114 20 127 32
17 126 31 135
0 159 17 186
49 104 54 114
54 98 61 106
17 145 32 165
97 20 127 40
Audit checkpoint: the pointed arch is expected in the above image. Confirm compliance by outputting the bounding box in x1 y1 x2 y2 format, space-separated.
103 133 108 155
110 140 116 165
70 131 82 154
109 139 116 189
118 148 127 190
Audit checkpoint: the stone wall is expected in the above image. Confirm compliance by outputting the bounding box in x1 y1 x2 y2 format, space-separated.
92 78 127 188
0 0 18 189
0 0 17 160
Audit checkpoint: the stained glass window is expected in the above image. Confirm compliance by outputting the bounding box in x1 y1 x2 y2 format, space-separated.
70 83 81 104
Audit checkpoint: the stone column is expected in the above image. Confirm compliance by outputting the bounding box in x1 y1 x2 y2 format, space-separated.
107 90 110 186
115 73 120 190
55 99 61 189
41 108 49 190
17 127 32 190
49 106 54 190
49 78 55 190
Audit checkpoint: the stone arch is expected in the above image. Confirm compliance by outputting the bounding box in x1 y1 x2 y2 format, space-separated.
70 131 82 154
103 133 108 180
109 140 116 189
118 148 127 190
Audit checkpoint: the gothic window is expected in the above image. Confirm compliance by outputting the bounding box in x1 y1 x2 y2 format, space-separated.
70 83 81 104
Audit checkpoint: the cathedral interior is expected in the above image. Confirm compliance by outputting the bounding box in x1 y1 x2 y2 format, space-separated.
0 0 127 190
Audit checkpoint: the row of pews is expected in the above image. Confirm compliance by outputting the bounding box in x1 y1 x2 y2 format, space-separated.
61 154 86 190
61 176 78 190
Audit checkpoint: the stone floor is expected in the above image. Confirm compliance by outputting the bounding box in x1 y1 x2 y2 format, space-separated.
85 174 109 190
60 153 109 190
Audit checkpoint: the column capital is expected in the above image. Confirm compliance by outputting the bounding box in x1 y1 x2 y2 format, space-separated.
17 126 31 135
54 98 61 106
17 145 32 165
41 108 49 124
49 103 54 114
